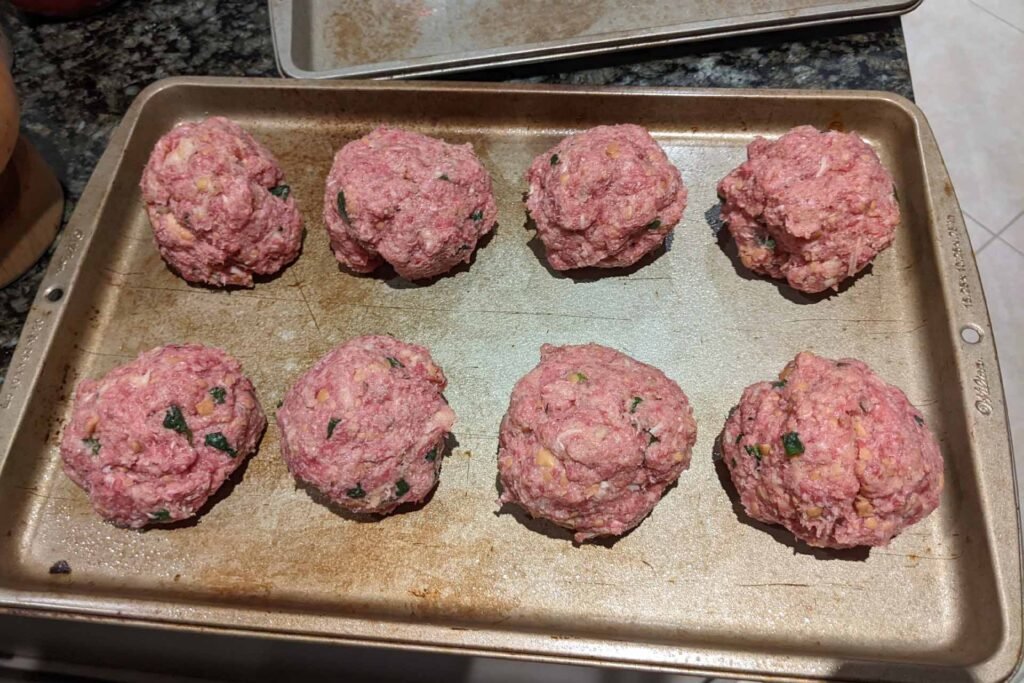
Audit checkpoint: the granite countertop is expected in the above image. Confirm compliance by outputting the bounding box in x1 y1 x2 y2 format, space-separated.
0 1 912 384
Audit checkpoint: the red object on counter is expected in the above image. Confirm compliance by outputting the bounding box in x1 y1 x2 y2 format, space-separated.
9 0 118 18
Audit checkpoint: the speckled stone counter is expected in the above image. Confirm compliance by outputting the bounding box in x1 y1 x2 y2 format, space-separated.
0 0 912 383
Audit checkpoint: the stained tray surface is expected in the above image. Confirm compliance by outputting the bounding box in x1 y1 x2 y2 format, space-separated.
271 0 921 78
0 80 1018 683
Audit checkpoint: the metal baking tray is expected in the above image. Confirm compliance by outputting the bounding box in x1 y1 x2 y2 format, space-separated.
0 77 1019 682
268 0 923 79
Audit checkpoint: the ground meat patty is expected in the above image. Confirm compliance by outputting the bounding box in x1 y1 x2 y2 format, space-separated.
525 124 687 270
60 344 266 528
717 125 900 293
140 116 303 287
498 344 697 543
276 335 456 514
323 127 497 280
721 352 943 548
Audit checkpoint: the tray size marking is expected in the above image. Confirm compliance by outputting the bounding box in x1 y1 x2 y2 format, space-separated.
945 213 973 309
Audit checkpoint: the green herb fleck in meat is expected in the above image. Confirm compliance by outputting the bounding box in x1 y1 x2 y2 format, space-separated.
386 356 404 368
149 509 171 522
913 414 925 426
771 380 787 388
209 386 227 404
569 371 588 383
735 433 743 444
439 174 450 181
204 432 237 457
759 236 776 251
337 191 349 222
163 405 192 444
645 218 662 231
327 417 340 439
268 184 290 200
395 478 410 497
346 483 366 499
629 396 643 413
550 153 559 166
647 430 660 445
82 437 101 455
470 210 484 222
425 447 438 462
782 431 805 457
744 444 761 461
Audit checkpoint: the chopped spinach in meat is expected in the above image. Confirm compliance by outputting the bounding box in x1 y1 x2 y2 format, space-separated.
386 356 404 368
82 437 101 455
439 174 450 181
149 509 172 522
759 236 776 250
425 447 438 462
645 218 662 231
647 430 660 445
569 371 588 383
629 396 643 413
209 386 227 404
395 478 410 497
771 380 787 388
735 433 743 444
162 405 192 444
744 444 761 461
346 483 366 499
327 417 340 439
470 210 484 222
204 432 237 457
550 153 560 166
782 431 805 457
268 184 290 200
337 191 349 222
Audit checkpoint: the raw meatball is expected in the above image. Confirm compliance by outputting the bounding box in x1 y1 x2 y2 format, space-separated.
60 344 266 528
525 124 687 270
498 344 697 543
323 127 497 280
721 352 943 548
717 125 900 293
140 116 303 287
277 335 456 514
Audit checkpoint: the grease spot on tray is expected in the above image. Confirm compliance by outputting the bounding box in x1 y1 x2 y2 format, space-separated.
328 1 427 65
465 0 604 48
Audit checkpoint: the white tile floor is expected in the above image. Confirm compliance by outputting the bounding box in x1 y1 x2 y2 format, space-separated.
904 0 1024 498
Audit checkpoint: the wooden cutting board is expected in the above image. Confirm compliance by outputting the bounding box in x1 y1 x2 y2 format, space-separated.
0 136 64 287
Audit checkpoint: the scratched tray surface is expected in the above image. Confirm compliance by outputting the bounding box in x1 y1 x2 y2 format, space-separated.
0 80 1019 683
270 0 920 78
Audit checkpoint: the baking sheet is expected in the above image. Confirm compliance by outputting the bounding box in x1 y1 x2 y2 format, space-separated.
269 0 922 79
0 78 1019 682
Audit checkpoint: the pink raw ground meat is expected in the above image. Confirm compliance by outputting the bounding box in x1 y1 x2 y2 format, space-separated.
525 124 687 270
140 116 303 287
717 125 900 293
60 344 266 528
276 335 456 515
498 343 697 543
323 127 497 280
721 352 943 548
